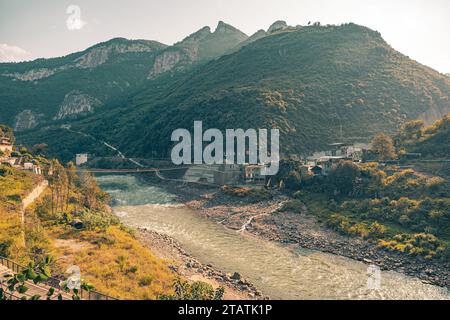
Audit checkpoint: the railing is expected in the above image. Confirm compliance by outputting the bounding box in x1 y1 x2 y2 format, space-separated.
0 256 117 300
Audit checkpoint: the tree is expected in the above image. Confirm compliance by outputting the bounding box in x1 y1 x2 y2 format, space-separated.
48 159 68 215
65 162 78 211
0 125 15 143
32 143 48 155
328 161 361 196
371 133 397 161
285 171 302 190
400 120 424 141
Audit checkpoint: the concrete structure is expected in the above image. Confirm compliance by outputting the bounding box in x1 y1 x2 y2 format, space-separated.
23 162 42 175
316 156 347 175
243 164 266 185
183 164 218 183
76 153 89 166
213 164 242 185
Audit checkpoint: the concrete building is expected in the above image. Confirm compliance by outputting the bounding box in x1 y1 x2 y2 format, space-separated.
243 164 266 185
23 162 42 175
76 153 89 166
213 164 242 185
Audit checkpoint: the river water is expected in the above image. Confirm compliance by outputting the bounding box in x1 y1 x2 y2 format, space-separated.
96 174 449 300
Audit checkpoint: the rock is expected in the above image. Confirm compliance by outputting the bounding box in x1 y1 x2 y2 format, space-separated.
53 90 102 120
14 109 41 132
168 265 178 272
71 219 84 230
230 272 241 280
268 20 288 33
3 68 57 81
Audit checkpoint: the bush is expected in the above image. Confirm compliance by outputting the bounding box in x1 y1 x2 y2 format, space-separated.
159 278 224 300
221 186 272 203
279 200 304 213
378 233 446 260
326 214 387 239
0 165 13 177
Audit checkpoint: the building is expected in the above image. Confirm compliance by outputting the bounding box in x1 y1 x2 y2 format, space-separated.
0 137 13 154
23 162 33 170
243 164 266 185
76 153 89 166
1 157 20 167
213 164 242 185
23 162 42 175
316 156 347 175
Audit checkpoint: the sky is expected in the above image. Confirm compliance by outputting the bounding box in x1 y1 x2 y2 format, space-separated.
0 0 449 73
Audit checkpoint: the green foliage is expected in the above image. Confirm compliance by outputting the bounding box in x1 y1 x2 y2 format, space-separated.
158 278 224 300
378 233 446 260
279 199 304 213
326 214 387 239
0 39 167 127
328 161 361 196
221 185 272 203
0 165 14 177
371 133 397 161
398 114 450 158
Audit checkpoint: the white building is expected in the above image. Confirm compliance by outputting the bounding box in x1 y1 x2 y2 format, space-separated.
76 154 89 166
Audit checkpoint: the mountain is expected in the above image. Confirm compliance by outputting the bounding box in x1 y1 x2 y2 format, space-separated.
148 21 248 79
0 38 166 130
16 23 450 162
0 21 247 132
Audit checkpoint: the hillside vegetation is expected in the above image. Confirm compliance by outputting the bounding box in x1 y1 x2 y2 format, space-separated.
398 115 450 158
17 23 450 160
0 162 182 299
0 39 167 129
0 22 248 133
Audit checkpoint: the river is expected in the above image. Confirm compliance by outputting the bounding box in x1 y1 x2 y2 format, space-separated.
96 174 450 300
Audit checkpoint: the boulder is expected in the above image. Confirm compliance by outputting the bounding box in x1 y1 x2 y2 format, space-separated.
71 219 85 230
230 272 241 280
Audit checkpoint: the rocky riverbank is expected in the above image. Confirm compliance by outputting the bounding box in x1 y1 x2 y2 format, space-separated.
136 228 266 300
141 174 450 291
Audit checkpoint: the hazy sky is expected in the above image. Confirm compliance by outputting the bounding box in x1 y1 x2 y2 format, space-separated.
0 0 449 73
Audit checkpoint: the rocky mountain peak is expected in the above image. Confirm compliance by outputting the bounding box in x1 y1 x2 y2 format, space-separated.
214 21 245 35
268 20 288 33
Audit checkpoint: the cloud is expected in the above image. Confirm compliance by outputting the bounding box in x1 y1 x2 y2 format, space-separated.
66 5 87 31
0 44 32 62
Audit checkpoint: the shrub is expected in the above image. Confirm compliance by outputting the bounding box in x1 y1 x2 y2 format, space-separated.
138 276 154 287
279 200 304 213
326 214 387 239
378 233 446 259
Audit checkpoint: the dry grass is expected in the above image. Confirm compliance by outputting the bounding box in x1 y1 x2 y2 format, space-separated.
49 225 176 300
1 169 177 300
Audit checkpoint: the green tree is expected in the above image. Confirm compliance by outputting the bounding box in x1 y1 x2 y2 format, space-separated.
0 125 15 143
328 161 361 196
371 133 397 161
